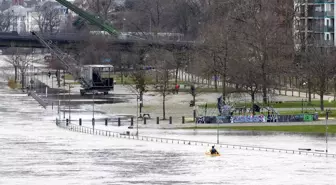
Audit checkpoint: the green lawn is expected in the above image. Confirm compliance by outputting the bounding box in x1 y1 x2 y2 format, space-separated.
183 125 336 134
200 100 336 109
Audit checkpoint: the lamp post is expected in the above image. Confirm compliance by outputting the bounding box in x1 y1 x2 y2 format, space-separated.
136 95 139 137
123 18 126 32
68 84 71 123
217 118 219 144
51 75 54 110
92 91 96 119
326 109 331 155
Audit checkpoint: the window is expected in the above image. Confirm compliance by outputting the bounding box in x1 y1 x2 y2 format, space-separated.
326 19 330 27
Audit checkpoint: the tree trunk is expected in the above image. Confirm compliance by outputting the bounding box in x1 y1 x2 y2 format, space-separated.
251 92 255 115
214 75 218 91
262 70 267 104
175 67 179 84
140 91 144 114
320 91 324 111
162 93 166 120
14 66 18 83
307 77 312 103
21 72 25 91
222 74 226 103
57 69 61 87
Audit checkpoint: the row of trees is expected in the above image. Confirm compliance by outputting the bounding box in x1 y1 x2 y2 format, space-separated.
62 0 336 115
3 0 336 116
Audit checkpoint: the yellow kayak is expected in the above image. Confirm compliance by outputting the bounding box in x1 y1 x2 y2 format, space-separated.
205 152 221 156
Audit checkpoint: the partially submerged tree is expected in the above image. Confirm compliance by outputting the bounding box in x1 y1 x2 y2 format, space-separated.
17 54 33 91
146 48 174 120
5 48 21 83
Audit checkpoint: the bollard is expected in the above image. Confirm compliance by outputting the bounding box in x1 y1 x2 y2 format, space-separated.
79 118 82 126
144 117 147 124
182 116 185 124
131 117 134 126
105 118 108 126
157 117 159 124
118 118 121 127
169 116 172 124
56 118 58 125
66 118 69 126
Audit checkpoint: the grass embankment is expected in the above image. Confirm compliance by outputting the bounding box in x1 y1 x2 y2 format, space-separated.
7 79 21 89
184 125 336 134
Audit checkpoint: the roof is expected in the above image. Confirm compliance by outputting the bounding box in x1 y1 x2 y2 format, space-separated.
3 5 32 16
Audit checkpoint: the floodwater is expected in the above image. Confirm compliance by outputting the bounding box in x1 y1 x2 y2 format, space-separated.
1 83 336 185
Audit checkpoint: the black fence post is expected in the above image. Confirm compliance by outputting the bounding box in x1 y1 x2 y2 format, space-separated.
118 118 121 127
131 117 134 126
182 116 185 124
105 118 108 126
157 117 159 124
79 118 82 126
169 116 172 124
144 117 147 124
193 110 196 121
66 118 69 126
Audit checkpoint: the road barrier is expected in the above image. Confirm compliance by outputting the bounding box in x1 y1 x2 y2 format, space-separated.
55 118 335 158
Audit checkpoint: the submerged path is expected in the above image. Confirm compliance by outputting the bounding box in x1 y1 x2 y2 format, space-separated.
56 119 336 158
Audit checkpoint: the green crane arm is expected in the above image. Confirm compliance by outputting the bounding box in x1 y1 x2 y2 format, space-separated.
55 0 119 36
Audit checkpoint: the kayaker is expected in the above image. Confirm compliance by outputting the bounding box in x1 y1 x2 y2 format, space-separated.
210 146 218 154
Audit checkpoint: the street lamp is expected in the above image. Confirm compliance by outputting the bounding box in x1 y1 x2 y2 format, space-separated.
68 84 71 123
123 18 126 32
92 90 97 119
326 109 331 155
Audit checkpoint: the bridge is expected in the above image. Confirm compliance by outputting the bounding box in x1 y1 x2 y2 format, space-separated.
0 0 197 51
0 32 196 51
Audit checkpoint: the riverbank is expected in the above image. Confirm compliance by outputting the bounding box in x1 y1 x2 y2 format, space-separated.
182 124 336 134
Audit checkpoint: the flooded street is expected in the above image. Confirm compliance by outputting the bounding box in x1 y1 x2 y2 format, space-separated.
1 83 336 185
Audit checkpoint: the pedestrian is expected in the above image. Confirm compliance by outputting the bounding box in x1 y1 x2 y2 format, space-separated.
175 84 180 94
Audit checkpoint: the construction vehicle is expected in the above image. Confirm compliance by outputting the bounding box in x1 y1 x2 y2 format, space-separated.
80 64 114 96
32 31 114 96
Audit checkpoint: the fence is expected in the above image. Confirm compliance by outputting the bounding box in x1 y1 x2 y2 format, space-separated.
56 118 336 158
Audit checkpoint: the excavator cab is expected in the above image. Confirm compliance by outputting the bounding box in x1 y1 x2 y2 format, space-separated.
80 64 114 96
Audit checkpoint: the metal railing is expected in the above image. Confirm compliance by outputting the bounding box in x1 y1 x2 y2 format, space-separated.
55 119 336 158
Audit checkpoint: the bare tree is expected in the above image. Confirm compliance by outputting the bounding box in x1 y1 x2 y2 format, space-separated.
306 46 336 111
5 48 22 83
233 0 294 104
0 11 14 31
146 48 174 120
17 54 32 91
34 4 62 34
122 0 175 36
74 0 117 23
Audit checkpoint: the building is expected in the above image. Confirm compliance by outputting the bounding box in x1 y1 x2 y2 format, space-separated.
3 5 31 33
295 0 335 48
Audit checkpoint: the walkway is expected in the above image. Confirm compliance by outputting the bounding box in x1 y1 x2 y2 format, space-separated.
56 119 336 158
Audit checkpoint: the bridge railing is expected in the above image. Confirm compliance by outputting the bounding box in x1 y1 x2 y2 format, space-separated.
55 119 336 158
